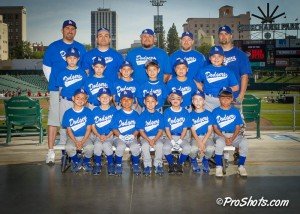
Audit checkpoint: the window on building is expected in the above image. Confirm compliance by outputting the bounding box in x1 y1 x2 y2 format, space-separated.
195 24 197 27
15 29 18 33
200 24 203 27
15 14 19 19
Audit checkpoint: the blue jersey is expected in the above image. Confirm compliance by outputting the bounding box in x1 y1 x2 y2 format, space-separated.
137 80 167 110
137 110 164 137
62 107 93 137
223 47 252 98
190 110 213 136
82 48 123 81
196 64 238 97
126 46 171 84
56 67 87 99
166 77 197 108
169 49 207 80
112 78 139 103
43 39 86 91
212 106 243 133
164 107 191 135
92 106 116 135
84 76 113 105
112 109 139 135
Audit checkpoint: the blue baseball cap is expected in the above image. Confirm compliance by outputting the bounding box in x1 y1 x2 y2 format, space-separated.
97 27 110 34
120 90 134 99
218 25 232 34
173 58 188 68
65 47 80 58
209 45 224 56
73 88 87 96
169 89 182 97
181 31 193 39
120 60 133 69
62 20 77 29
145 59 159 68
141 29 155 36
218 87 233 96
144 92 158 101
192 90 205 99
93 56 106 66
97 88 111 97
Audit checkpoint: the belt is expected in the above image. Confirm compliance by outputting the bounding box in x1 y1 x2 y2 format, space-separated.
171 133 181 136
222 131 233 134
198 133 206 136
62 96 72 101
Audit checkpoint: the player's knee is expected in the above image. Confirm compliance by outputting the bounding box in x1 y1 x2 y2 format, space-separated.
205 146 215 158
189 146 199 158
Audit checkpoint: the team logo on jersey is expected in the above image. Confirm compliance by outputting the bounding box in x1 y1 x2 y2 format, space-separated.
145 119 160 132
216 114 236 128
182 57 196 64
95 115 113 128
63 74 83 87
205 72 228 83
60 50 66 61
136 55 156 66
116 86 136 97
168 117 185 131
172 86 191 96
88 83 108 95
192 116 209 130
143 89 162 97
105 57 113 64
223 56 237 66
118 119 136 133
69 116 87 132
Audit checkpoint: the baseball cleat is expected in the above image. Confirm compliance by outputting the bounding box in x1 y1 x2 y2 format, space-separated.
155 165 164 176
132 164 141 175
46 150 55 165
215 166 223 178
107 163 115 175
175 164 183 174
202 159 210 173
71 161 81 173
143 166 151 176
115 164 123 176
191 161 201 173
92 163 102 175
237 166 248 177
83 162 93 173
168 164 175 174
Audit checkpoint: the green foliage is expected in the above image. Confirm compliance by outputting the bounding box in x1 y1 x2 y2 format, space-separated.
11 41 33 59
83 44 92 51
157 29 166 50
166 23 180 54
196 43 211 57
31 51 44 59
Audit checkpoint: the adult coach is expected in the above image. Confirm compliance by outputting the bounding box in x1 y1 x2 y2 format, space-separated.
43 20 86 164
126 29 171 84
169 32 207 81
218 25 252 164
218 25 252 103
82 27 123 81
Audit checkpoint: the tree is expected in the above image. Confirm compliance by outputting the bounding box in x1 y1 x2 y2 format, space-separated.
157 28 166 51
11 41 33 59
83 43 92 51
196 42 212 58
32 51 44 59
166 23 180 55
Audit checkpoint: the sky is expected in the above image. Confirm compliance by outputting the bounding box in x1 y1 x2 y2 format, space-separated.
0 0 299 49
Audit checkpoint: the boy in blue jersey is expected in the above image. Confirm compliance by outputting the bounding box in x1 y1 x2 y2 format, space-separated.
163 89 191 174
126 29 171 84
56 47 87 146
190 90 214 174
43 20 86 164
169 32 207 81
212 87 248 177
137 92 165 176
91 88 116 175
166 58 197 112
84 56 113 109
62 89 94 173
137 59 167 113
112 61 139 111
195 45 239 112
112 90 141 176
82 27 123 79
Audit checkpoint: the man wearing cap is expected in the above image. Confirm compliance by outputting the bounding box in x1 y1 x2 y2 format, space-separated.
82 27 123 80
169 31 207 81
43 20 86 164
126 29 171 84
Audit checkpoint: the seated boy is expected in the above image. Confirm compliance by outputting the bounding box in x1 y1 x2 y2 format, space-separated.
163 89 191 174
137 92 165 176
212 87 248 177
62 89 94 173
112 90 141 176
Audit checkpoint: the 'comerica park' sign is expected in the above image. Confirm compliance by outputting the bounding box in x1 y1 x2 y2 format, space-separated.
238 23 299 32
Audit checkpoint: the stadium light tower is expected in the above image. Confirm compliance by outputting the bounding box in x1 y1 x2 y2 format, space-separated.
150 0 166 48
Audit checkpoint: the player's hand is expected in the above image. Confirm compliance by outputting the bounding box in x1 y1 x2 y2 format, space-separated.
176 139 183 145
119 134 126 142
225 137 232 146
171 139 176 147
199 142 205 155
99 135 107 142
149 139 155 147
